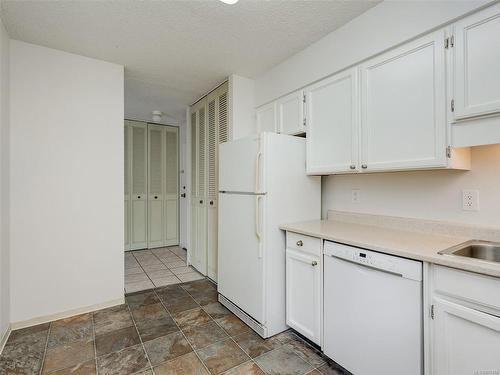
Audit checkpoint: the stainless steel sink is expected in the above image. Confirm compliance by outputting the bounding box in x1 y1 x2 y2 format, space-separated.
439 240 500 264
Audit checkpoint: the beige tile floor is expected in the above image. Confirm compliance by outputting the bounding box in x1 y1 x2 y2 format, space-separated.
125 246 204 293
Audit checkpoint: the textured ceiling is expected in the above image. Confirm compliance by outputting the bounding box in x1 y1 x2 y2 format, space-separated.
1 0 380 122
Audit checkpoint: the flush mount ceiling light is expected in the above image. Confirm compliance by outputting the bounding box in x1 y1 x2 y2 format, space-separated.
219 0 239 4
152 110 163 122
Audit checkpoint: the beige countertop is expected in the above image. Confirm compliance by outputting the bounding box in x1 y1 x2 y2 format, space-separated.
281 219 500 278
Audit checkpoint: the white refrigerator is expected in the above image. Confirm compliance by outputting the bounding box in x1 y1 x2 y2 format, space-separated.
218 132 321 338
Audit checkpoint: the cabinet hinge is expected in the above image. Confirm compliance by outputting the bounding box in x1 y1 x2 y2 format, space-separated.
451 99 455 112
446 146 451 158
303 93 306 103
450 35 454 48
431 304 435 319
303 118 306 127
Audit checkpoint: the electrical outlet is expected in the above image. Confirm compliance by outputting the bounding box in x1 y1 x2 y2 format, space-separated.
352 189 361 203
462 190 479 211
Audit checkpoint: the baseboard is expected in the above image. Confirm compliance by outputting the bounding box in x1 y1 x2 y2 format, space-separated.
0 325 11 355
10 297 124 331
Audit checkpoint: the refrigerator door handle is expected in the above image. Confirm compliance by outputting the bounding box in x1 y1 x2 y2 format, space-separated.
254 151 262 193
255 195 262 255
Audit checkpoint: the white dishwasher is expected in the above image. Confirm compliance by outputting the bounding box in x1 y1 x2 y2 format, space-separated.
323 241 423 375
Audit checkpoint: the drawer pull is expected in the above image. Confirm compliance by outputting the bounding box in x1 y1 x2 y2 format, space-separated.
296 240 303 247
311 261 318 266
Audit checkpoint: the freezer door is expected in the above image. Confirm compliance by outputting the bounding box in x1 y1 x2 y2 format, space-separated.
218 193 265 323
219 135 264 193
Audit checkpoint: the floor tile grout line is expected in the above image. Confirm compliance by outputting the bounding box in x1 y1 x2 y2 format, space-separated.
37 323 52 375
90 312 99 375
125 303 156 374
153 287 214 375
132 252 158 289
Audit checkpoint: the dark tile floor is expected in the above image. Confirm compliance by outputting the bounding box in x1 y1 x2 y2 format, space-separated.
0 278 351 375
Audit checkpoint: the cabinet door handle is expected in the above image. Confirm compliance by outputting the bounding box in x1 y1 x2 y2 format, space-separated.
296 240 303 247
350 164 356 170
311 261 318 266
361 164 368 169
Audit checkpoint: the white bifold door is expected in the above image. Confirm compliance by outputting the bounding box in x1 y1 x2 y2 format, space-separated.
189 82 228 280
125 120 179 251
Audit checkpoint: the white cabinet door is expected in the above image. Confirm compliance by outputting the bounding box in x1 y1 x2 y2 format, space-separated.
148 125 165 248
286 249 321 345
360 30 447 171
256 102 278 133
453 4 500 120
207 95 218 281
165 126 179 246
130 122 148 250
278 90 305 135
432 297 500 375
305 68 359 174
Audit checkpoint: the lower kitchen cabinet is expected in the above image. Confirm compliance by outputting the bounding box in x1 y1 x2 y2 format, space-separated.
285 247 321 345
432 297 500 375
430 265 500 375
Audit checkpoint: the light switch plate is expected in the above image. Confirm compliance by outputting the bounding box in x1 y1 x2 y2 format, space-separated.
462 190 479 211
352 189 361 203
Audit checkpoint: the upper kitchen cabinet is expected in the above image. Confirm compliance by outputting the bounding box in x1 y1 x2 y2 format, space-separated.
278 90 305 135
256 102 278 133
306 68 359 174
359 30 450 172
452 4 500 120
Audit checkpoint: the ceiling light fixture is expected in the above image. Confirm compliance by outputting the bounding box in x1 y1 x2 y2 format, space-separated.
219 0 239 4
152 110 163 122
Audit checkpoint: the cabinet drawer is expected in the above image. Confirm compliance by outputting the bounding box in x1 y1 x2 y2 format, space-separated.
286 232 321 256
433 265 500 312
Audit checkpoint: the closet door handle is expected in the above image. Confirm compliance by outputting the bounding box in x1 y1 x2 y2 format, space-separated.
209 201 214 206
137 195 141 199
200 200 203 204
154 196 158 199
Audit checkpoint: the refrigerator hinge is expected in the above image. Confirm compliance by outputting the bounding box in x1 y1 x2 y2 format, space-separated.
431 304 435 319
451 99 455 112
446 146 452 158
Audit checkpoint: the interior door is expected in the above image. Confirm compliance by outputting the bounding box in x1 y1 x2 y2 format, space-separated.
360 30 447 171
453 4 500 119
305 68 359 174
130 122 148 250
207 96 218 281
124 123 131 251
218 193 264 323
196 104 207 275
148 124 165 248
432 297 500 375
165 126 179 246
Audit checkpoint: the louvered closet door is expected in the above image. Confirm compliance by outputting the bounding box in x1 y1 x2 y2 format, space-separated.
196 103 208 275
190 110 199 269
206 96 218 281
148 125 165 248
131 122 148 249
165 127 179 246
124 123 131 251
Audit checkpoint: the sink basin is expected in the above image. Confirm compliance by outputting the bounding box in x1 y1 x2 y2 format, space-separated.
439 240 500 264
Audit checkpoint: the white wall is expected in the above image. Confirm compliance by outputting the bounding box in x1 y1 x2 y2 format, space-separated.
255 0 489 106
323 145 500 227
0 18 10 342
10 41 124 324
229 74 255 140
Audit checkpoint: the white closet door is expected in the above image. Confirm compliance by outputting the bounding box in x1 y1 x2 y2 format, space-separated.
124 123 131 251
190 110 198 268
218 91 229 143
207 97 218 281
148 125 165 248
196 104 207 275
360 30 447 171
131 122 148 249
165 127 179 246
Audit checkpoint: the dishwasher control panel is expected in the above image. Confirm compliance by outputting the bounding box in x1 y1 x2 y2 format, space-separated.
323 241 422 281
